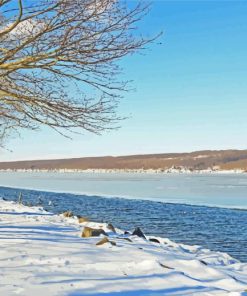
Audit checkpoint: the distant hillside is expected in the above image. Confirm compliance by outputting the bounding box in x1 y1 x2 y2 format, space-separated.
1 150 247 171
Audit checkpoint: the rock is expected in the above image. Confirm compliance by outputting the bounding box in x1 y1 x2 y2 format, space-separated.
107 223 116 233
96 237 116 246
159 262 173 270
124 231 130 235
81 227 107 238
63 211 73 218
200 260 208 266
78 216 89 223
132 227 146 239
96 237 109 246
149 238 160 244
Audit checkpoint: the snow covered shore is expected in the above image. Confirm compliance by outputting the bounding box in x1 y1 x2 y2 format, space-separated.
0 199 247 296
0 168 246 174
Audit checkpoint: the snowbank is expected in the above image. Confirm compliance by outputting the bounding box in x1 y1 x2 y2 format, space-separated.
0 199 247 296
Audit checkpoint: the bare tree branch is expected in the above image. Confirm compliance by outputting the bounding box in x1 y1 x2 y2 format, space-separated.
0 0 157 144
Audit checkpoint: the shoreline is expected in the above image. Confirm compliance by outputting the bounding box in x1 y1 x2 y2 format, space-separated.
0 168 246 174
0 198 247 295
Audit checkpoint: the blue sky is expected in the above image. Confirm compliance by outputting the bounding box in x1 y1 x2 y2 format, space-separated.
1 1 247 161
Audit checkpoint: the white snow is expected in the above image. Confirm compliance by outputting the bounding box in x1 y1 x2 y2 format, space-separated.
0 199 247 296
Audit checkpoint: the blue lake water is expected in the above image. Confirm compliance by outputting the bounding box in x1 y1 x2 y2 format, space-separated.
0 172 247 262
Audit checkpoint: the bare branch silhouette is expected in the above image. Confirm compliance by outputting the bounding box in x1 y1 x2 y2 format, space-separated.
0 0 155 144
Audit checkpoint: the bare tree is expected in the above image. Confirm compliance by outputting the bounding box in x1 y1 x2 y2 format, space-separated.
0 0 153 144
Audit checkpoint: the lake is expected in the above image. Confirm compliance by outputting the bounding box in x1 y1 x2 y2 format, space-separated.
0 171 247 262
0 171 247 208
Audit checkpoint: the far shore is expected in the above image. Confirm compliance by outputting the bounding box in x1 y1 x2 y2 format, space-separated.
0 168 246 174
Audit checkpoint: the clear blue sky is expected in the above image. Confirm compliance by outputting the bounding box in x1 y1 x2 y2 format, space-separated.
1 1 247 161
